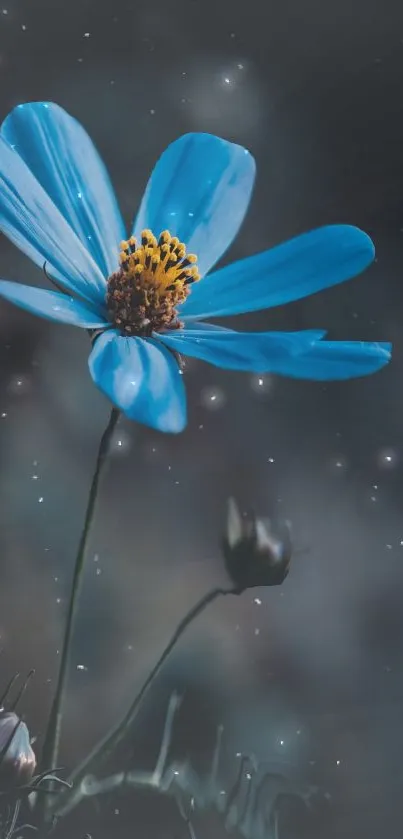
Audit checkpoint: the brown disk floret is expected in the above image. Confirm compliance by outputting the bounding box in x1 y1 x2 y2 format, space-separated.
106 229 200 337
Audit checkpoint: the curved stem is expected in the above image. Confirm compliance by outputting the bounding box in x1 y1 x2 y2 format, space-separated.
39 407 120 783
54 585 234 818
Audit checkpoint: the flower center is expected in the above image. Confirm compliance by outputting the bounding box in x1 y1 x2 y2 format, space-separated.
106 229 200 337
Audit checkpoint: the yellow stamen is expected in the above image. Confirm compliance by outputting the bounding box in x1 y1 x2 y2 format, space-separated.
106 228 201 337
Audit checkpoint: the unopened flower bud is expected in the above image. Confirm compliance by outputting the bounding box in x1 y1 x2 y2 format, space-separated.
222 498 292 594
0 711 36 789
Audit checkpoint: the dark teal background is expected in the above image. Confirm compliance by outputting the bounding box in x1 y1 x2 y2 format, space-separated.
0 0 402 837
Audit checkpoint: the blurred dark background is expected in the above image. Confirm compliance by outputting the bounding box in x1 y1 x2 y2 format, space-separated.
1 0 403 836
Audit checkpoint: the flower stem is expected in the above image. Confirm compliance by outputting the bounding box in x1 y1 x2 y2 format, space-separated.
39 408 120 789
54 585 234 818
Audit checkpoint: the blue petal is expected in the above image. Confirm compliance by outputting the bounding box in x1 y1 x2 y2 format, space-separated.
0 280 107 327
132 133 255 277
179 225 375 319
1 102 125 277
159 328 391 379
0 134 106 306
159 328 328 371
280 339 392 380
88 330 187 432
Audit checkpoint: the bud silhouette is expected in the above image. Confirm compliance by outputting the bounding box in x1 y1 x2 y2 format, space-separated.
222 498 292 593
0 711 36 789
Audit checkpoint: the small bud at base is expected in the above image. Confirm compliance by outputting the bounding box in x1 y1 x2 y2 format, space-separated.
0 712 36 789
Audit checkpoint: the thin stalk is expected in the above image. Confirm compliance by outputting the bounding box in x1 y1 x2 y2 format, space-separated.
54 585 234 817
39 408 120 786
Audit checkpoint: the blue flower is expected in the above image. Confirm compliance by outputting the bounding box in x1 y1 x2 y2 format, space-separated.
0 102 391 433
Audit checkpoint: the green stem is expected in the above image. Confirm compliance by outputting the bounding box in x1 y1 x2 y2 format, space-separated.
54 585 234 818
39 407 120 787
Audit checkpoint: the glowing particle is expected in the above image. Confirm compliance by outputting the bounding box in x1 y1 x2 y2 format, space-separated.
112 431 130 454
254 598 261 605
201 386 226 410
251 374 273 394
9 375 30 394
377 447 398 468
38 497 44 503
